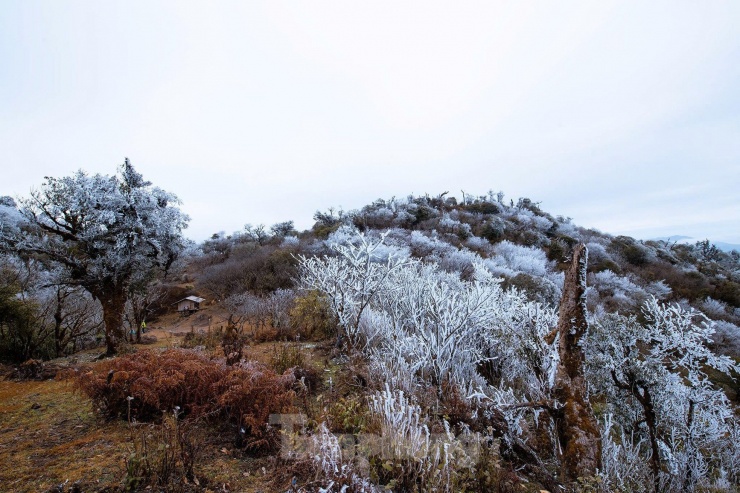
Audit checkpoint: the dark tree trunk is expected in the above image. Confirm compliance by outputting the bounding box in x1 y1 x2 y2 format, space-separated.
54 290 64 358
53 287 68 358
611 371 662 491
683 399 696 492
97 285 127 356
641 387 661 492
553 244 601 483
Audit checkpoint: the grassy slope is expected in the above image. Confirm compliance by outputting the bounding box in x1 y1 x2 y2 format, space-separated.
0 305 300 493
0 378 129 492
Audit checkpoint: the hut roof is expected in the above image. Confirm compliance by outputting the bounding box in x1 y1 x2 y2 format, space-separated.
172 296 205 305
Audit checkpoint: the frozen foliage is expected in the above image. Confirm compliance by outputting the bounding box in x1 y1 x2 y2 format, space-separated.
437 213 472 239
435 248 479 277
488 241 549 278
299 231 559 395
0 257 105 361
408 230 454 258
483 240 562 305
584 241 612 265
700 297 730 320
599 414 653 492
711 320 740 356
306 422 379 492
480 289 559 399
296 217 740 490
510 209 553 234
590 270 642 294
0 197 24 237
370 264 504 386
0 161 189 354
587 269 652 312
368 386 431 461
463 235 491 252
645 279 673 299
367 386 479 492
224 288 296 333
298 230 412 348
585 298 740 492
281 235 300 248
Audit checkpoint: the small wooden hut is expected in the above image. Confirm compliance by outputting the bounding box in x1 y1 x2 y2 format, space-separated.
173 296 205 315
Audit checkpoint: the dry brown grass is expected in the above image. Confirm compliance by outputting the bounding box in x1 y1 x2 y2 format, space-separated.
0 378 130 492
0 308 336 493
0 376 294 492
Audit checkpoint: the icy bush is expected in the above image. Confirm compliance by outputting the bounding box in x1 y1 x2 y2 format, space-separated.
281 235 300 248
711 320 740 356
367 386 480 492
464 235 491 252
700 297 729 319
585 299 740 492
599 414 652 492
487 240 549 278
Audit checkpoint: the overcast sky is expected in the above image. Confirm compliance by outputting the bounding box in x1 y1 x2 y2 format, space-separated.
1 1 738 243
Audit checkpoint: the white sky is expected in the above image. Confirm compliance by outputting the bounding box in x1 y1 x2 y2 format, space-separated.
1 1 739 243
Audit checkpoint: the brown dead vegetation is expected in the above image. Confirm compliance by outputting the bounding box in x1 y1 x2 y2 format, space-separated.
75 349 297 454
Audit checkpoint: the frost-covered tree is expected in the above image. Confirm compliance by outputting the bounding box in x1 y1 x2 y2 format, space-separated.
270 220 296 238
0 160 189 355
297 230 411 348
585 298 740 491
370 263 504 387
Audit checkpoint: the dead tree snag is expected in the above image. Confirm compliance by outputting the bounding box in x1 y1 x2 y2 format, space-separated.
553 243 601 483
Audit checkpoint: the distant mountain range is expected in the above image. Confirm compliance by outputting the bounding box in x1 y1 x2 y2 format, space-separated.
651 236 740 253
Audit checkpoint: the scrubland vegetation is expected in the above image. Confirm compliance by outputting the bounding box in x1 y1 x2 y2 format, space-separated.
1 166 739 492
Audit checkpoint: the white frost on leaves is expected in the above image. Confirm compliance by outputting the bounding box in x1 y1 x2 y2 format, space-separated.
487 240 549 278
299 230 558 394
585 297 740 491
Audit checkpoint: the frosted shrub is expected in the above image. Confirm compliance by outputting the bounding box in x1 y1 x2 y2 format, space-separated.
409 230 454 258
300 231 560 391
367 348 418 395
470 289 559 409
368 207 394 222
464 235 491 252
311 422 344 477
325 225 362 248
711 320 740 356
585 241 611 265
281 235 300 248
436 213 473 240
391 209 415 226
589 269 649 311
306 422 380 493
645 279 672 300
356 307 391 350
585 299 740 492
700 297 729 319
599 414 652 492
368 386 430 461
298 230 412 349
435 247 478 276
372 263 504 386
438 213 460 233
367 386 480 492
530 214 554 232
488 240 549 277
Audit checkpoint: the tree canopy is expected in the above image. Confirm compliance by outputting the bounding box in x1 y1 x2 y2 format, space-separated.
0 159 189 354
